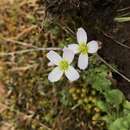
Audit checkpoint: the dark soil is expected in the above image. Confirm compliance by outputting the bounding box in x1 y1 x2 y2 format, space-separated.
42 0 130 98
98 22 130 100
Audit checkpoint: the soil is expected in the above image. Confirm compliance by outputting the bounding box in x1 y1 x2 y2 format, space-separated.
43 0 130 99
98 22 130 100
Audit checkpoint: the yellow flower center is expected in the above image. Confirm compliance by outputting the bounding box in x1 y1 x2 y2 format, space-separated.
79 43 88 54
59 60 69 71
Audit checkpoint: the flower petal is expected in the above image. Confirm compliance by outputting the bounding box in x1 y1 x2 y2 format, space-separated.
48 67 63 82
63 48 74 63
48 62 55 66
77 27 87 44
47 51 62 65
78 54 88 70
87 40 98 54
68 44 79 54
65 66 79 81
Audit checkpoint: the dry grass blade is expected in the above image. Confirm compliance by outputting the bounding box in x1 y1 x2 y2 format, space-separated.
0 47 62 56
114 17 130 22
97 54 130 83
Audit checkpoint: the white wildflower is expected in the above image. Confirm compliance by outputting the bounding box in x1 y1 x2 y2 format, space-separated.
47 48 79 82
68 27 99 70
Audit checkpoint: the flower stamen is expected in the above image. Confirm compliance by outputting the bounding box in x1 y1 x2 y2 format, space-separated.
59 60 69 71
79 43 88 54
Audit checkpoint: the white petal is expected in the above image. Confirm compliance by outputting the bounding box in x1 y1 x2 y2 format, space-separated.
48 62 55 66
87 40 98 54
78 54 88 70
65 66 79 81
63 48 74 63
47 51 62 65
77 27 87 44
48 67 63 82
68 44 79 54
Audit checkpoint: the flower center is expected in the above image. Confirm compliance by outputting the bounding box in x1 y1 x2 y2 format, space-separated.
79 43 88 54
59 60 69 71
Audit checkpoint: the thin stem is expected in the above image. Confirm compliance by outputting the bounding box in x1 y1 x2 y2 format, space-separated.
97 54 130 83
0 47 62 56
114 17 130 22
0 37 38 48
101 31 130 50
117 6 130 12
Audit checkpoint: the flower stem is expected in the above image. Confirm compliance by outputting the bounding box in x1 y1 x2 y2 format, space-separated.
0 47 62 56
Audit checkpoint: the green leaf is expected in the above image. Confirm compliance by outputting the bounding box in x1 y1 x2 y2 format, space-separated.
86 65 111 94
102 115 112 124
126 113 130 124
93 76 111 92
59 89 73 107
123 100 130 110
109 118 127 130
96 100 108 112
106 89 124 105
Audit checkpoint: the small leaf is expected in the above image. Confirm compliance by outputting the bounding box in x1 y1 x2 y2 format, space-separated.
109 118 126 130
123 100 130 110
59 89 73 107
126 114 130 124
106 89 124 105
102 115 115 124
96 100 108 112
93 76 111 93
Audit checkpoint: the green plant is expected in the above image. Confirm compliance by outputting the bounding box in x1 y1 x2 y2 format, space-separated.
59 55 130 130
1 17 130 130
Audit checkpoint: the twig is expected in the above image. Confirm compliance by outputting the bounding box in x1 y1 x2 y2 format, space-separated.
0 47 62 56
14 25 37 40
57 23 75 36
71 103 80 110
97 54 130 83
38 122 52 130
117 6 130 12
0 37 38 48
102 31 130 50
114 17 130 22
9 64 38 72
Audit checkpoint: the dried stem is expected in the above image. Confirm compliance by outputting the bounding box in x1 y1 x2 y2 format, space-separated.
0 47 62 56
97 54 130 83
1 37 38 48
101 31 130 50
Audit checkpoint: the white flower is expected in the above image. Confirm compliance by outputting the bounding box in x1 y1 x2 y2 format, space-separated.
47 48 79 82
68 27 99 70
